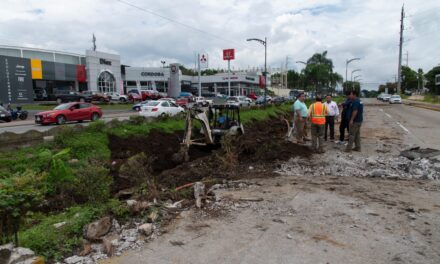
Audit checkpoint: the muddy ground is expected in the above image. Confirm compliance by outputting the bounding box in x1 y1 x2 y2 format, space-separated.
101 101 440 264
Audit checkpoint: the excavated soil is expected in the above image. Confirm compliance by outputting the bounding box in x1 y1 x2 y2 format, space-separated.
108 117 312 190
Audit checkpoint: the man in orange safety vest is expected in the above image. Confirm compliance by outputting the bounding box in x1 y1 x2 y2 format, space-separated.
308 96 328 153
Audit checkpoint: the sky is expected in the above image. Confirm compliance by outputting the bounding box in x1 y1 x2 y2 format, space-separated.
0 0 439 90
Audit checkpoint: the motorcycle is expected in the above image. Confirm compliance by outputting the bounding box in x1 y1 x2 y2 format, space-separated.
9 106 28 120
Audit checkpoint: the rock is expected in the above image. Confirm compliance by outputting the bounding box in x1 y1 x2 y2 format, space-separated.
65 255 87 264
138 223 153 236
249 166 254 170
78 241 92 256
370 169 388 177
147 211 158 223
43 135 54 142
193 182 206 208
84 216 112 241
19 256 45 264
53 221 67 229
118 242 131 251
112 219 121 233
8 247 35 264
126 200 137 207
68 159 79 164
102 238 115 257
0 243 13 264
287 234 293 239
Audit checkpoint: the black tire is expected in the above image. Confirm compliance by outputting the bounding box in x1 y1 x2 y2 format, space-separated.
120 97 126 103
56 98 62 104
79 98 85 102
56 115 66 125
19 113 28 120
91 112 100 121
134 106 140 111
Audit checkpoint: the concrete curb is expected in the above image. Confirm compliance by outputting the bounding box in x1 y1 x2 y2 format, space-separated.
402 100 440 112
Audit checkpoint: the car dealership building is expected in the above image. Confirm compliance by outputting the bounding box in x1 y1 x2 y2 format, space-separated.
0 45 265 104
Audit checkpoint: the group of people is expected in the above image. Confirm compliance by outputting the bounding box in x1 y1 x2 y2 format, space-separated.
291 90 363 153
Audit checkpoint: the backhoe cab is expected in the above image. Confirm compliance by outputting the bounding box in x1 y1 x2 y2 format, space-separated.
182 104 244 148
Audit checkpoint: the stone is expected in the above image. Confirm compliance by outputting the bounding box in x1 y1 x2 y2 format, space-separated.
126 200 137 207
0 243 13 264
370 169 388 177
118 242 131 251
112 219 121 233
64 255 86 264
19 256 45 264
138 223 153 236
102 238 115 257
8 247 35 264
147 211 158 223
53 221 67 229
193 182 206 208
84 216 112 241
287 234 293 239
78 241 92 256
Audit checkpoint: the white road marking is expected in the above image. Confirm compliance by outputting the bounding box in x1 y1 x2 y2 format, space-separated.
397 122 410 133
385 113 392 118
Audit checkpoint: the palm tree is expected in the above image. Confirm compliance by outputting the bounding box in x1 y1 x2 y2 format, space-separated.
303 51 338 94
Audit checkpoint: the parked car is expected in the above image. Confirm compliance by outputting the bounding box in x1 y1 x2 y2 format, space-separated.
382 94 391 102
272 96 287 104
141 90 162 100
176 97 190 108
105 92 128 102
239 96 253 104
0 105 12 122
226 96 251 107
389 95 402 104
377 93 385 100
247 93 258 100
139 101 185 118
132 100 150 111
35 102 102 125
55 91 91 104
128 92 142 102
81 91 110 103
255 95 272 105
195 96 213 107
158 98 177 104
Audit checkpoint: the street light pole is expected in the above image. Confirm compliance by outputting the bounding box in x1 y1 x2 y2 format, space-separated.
247 37 267 105
345 58 360 91
161 60 166 92
350 69 361 82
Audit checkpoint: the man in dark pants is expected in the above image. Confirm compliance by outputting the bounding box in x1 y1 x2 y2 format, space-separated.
345 90 364 152
338 95 350 144
324 95 339 141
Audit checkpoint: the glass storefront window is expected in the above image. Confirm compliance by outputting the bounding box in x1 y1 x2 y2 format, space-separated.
98 71 116 93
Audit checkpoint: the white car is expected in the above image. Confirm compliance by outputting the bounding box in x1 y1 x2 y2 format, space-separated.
226 96 251 107
105 92 128 102
139 101 185 118
158 98 177 104
382 94 391 102
389 95 402 104
195 97 213 107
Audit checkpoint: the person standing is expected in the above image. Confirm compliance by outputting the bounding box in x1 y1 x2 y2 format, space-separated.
345 90 363 152
324 95 339 141
308 96 328 153
291 93 308 144
338 94 350 144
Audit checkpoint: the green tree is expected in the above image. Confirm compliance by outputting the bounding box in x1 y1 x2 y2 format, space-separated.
302 51 342 94
424 65 440 95
417 68 424 91
201 69 219 76
378 82 397 94
401 66 418 93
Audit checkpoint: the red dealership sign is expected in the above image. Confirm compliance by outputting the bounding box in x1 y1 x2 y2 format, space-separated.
223 49 235 60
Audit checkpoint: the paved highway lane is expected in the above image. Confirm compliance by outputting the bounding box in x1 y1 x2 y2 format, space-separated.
374 100 440 149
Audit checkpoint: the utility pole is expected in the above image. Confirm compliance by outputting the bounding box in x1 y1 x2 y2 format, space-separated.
285 56 289 89
397 5 405 94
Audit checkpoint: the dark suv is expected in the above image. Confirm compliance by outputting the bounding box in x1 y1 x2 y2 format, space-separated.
81 91 110 103
55 91 91 104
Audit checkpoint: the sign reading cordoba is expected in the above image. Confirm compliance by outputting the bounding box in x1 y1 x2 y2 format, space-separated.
141 72 164 77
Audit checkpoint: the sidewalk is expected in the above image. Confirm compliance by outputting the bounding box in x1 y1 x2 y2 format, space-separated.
0 111 137 128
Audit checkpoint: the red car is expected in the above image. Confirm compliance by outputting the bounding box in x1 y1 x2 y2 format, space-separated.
35 102 103 125
247 93 258 100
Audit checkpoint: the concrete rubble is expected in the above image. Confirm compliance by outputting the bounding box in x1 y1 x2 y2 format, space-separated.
276 153 440 180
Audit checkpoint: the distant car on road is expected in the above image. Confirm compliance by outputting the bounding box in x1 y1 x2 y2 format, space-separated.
105 92 128 102
195 97 213 107
0 105 12 122
35 102 102 125
255 95 272 105
55 91 91 104
389 95 402 104
226 96 250 107
139 101 184 118
272 96 287 104
382 94 391 102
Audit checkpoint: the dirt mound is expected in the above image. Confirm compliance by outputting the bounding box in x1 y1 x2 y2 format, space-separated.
108 129 182 172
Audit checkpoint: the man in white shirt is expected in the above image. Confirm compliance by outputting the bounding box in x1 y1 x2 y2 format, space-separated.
324 94 339 141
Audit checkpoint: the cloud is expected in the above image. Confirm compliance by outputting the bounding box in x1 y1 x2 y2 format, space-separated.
0 0 439 90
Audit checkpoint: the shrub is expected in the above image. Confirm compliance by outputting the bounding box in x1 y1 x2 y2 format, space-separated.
71 164 112 204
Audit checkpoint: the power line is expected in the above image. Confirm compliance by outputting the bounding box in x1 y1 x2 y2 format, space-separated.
115 0 244 47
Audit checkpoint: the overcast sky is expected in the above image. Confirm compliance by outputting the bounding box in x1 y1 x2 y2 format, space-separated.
0 0 439 90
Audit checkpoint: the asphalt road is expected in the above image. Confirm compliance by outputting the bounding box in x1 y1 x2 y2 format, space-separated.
374 99 440 149
0 111 135 134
